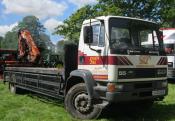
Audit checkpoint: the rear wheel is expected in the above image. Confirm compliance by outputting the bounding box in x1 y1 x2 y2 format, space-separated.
9 83 27 94
64 83 102 119
9 83 18 94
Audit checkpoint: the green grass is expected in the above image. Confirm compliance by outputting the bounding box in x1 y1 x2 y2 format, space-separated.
0 81 175 121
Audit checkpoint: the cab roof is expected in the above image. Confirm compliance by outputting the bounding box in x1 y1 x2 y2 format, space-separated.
83 16 157 25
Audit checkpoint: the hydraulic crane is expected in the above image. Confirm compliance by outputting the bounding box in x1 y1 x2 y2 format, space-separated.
18 29 40 63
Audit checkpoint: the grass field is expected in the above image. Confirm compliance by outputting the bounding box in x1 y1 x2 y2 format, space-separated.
0 81 175 121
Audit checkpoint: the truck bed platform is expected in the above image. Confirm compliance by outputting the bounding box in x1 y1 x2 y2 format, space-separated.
5 67 63 75
4 67 65 99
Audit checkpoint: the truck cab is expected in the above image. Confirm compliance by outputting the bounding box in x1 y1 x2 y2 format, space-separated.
78 16 167 102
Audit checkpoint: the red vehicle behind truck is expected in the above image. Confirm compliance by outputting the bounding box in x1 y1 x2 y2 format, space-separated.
0 49 17 79
0 48 35 80
4 16 168 119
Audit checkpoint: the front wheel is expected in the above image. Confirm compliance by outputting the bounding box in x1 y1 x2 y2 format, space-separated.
64 83 102 119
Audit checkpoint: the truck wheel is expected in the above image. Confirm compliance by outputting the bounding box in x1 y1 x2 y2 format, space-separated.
65 83 102 119
9 83 17 94
9 83 21 94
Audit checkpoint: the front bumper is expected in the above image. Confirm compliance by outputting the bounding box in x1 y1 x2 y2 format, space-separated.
105 80 168 103
106 88 168 102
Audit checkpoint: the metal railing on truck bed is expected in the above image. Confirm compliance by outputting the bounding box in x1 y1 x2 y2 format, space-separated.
4 67 65 99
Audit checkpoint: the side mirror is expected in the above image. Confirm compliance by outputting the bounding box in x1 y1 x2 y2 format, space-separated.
83 26 93 44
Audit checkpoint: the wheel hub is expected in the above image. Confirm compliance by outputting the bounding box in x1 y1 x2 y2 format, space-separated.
74 93 92 113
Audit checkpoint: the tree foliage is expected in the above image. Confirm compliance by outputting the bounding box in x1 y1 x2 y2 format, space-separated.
98 0 175 26
0 36 3 48
1 31 18 49
55 0 175 42
160 0 175 27
39 33 56 54
14 16 46 49
1 15 55 58
55 5 96 43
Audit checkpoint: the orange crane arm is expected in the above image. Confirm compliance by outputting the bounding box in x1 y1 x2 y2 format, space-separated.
18 29 40 63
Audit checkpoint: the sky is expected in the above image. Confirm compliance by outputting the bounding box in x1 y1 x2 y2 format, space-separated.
0 0 97 44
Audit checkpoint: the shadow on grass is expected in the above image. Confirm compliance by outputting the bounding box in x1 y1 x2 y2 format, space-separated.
24 91 175 121
27 92 64 107
27 93 175 121
100 102 175 121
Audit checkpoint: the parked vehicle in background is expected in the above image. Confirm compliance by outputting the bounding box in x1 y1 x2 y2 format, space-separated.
0 49 17 79
0 49 35 80
143 28 175 81
4 16 168 119
161 28 175 81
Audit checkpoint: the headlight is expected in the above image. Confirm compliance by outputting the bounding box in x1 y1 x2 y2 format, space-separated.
107 83 124 92
157 69 167 77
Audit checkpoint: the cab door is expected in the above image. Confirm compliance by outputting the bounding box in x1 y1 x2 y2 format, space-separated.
79 21 108 81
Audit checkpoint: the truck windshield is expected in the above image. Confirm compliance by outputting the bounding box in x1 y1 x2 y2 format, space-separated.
109 18 164 55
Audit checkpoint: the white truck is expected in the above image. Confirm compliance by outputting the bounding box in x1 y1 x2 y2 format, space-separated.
161 28 175 80
4 16 168 119
143 28 175 80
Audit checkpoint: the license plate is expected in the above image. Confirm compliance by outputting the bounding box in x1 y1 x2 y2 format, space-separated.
152 90 165 96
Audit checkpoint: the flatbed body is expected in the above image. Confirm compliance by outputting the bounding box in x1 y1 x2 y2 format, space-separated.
4 67 65 99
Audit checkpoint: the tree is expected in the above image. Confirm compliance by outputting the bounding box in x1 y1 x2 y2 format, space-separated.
39 33 56 54
12 16 56 57
2 31 18 49
13 16 46 51
56 40 65 61
160 0 175 27
98 0 153 20
1 15 55 60
98 0 175 26
54 4 121 42
0 36 3 48
55 5 96 43
55 0 175 41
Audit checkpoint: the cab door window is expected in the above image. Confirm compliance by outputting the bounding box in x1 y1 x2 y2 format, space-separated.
91 24 100 46
99 25 105 47
91 24 105 47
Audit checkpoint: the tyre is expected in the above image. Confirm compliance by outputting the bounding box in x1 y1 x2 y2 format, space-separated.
64 83 102 119
9 83 24 94
9 83 18 94
9 74 19 94
9 74 27 94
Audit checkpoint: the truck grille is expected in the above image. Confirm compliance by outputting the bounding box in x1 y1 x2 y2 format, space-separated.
135 68 156 78
118 68 166 79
